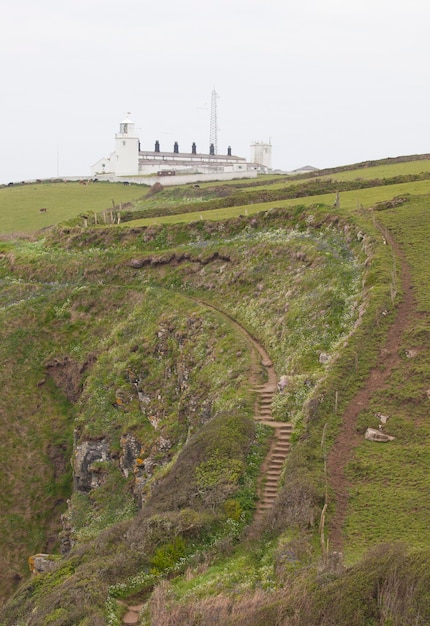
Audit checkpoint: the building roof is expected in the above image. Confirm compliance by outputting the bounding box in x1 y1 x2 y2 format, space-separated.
139 150 245 162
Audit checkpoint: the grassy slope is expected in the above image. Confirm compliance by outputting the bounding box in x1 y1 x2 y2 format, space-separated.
0 182 146 235
342 196 430 558
1 160 430 624
123 179 430 227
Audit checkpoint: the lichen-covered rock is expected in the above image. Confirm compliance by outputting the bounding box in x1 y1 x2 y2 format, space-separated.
73 440 110 492
120 434 142 478
133 437 173 505
28 554 57 575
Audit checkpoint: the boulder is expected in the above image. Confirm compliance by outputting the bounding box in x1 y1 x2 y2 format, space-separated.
28 554 57 575
375 412 390 425
364 428 395 442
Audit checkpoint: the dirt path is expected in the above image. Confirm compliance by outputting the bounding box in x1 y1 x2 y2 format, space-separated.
120 601 145 625
120 300 292 624
192 299 293 519
327 225 416 551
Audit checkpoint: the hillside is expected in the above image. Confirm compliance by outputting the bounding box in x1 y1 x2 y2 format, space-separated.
1 160 430 625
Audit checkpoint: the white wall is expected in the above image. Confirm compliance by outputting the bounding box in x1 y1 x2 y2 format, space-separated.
114 136 139 176
91 155 114 176
94 170 258 186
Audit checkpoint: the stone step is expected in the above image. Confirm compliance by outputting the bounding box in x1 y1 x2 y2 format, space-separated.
252 383 275 393
272 451 289 458
266 473 282 481
263 484 278 496
258 420 293 429
123 611 140 625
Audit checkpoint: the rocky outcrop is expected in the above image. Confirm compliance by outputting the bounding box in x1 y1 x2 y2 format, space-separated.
73 439 110 492
28 554 57 575
120 434 142 478
133 436 172 505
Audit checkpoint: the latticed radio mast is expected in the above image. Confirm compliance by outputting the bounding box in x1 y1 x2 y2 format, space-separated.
209 89 219 154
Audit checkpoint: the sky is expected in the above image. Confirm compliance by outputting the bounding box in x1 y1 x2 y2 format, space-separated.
1 0 429 183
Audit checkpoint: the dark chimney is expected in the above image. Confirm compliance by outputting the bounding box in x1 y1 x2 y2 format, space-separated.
174 141 179 154
227 146 232 156
192 142 197 154
209 143 215 155
155 140 160 152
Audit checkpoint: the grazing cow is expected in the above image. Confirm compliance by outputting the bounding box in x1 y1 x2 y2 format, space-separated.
39 208 47 213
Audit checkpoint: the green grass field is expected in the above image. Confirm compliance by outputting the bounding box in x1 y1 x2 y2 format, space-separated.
322 158 430 182
0 181 147 235
123 178 430 227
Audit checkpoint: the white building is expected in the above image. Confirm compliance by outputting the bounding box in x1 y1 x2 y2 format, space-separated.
250 140 272 170
91 116 139 177
91 117 272 182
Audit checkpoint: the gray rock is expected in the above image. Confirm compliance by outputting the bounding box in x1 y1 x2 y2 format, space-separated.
28 554 57 575
73 440 110 492
120 434 142 478
364 428 395 442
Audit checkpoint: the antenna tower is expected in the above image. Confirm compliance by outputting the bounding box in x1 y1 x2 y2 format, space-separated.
209 89 219 154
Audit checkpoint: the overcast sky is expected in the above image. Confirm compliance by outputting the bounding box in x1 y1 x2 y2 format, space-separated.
1 0 429 183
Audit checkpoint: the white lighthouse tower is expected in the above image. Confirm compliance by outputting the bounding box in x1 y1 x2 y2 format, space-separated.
114 115 139 176
250 140 272 170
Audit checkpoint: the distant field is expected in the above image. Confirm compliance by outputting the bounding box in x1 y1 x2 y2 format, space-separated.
234 160 430 193
124 178 430 227
4 159 430 236
0 182 147 235
321 158 430 182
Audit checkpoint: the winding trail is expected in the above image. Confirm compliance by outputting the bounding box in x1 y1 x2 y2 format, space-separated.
192 299 293 519
120 300 292 624
327 225 416 551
